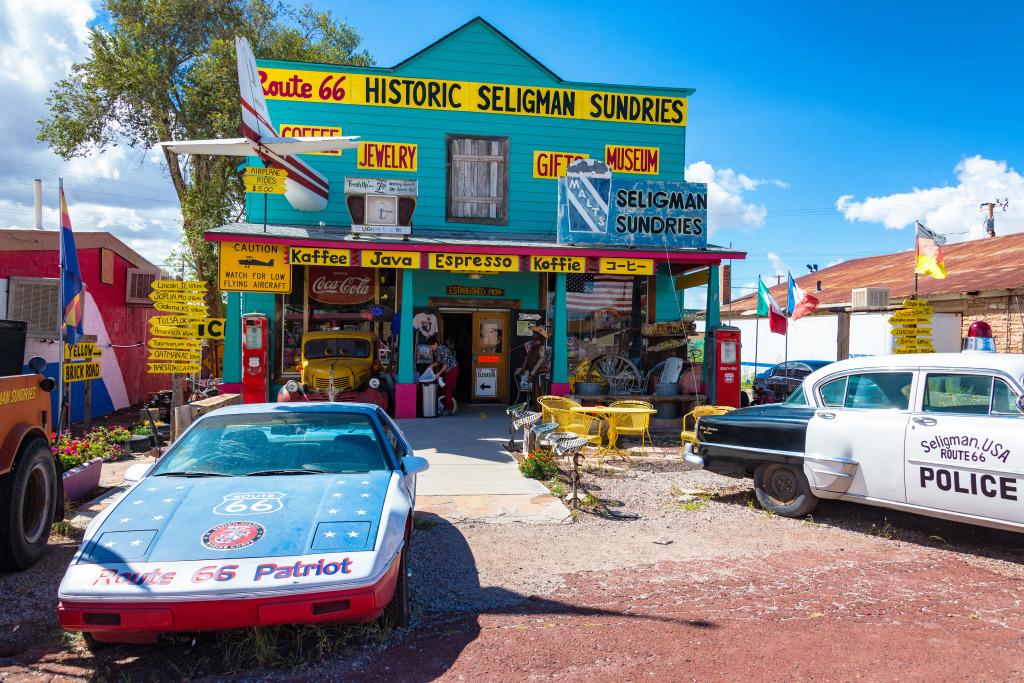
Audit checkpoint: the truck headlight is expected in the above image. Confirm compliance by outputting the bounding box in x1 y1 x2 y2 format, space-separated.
284 380 299 393
368 378 381 390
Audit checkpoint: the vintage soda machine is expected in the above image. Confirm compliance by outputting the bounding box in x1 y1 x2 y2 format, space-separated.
705 325 741 408
241 313 270 404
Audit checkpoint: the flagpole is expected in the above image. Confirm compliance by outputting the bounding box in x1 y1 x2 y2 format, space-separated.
753 276 760 392
57 177 65 434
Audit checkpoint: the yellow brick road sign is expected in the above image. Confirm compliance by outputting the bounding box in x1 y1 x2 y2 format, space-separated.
64 342 102 360
64 361 102 383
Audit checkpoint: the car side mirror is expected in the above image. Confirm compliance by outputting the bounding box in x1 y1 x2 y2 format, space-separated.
124 463 153 482
402 455 429 475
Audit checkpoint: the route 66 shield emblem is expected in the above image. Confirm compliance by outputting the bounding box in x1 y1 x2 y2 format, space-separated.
213 492 284 515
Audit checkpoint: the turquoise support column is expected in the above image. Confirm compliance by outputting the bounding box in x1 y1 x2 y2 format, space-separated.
396 269 416 418
704 265 721 402
550 273 569 396
222 291 242 388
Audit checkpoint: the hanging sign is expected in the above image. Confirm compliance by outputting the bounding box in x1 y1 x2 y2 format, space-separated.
64 342 102 361
218 242 291 293
63 361 102 383
308 266 376 305
148 338 203 350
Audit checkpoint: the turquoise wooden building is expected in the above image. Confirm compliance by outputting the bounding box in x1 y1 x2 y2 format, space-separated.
208 17 744 417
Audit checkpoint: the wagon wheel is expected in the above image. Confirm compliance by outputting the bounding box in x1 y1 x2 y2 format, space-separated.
586 354 641 394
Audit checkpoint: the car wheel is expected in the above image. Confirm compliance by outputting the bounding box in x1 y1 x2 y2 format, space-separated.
0 438 57 571
740 391 750 408
81 632 114 652
380 537 410 628
753 463 818 517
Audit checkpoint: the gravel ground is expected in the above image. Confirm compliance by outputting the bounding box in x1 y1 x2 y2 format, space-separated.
4 441 1024 681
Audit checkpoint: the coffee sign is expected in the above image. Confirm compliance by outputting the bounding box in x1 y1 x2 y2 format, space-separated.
308 266 375 305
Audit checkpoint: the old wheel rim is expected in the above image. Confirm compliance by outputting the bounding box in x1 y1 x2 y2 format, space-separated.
22 462 52 544
765 466 799 505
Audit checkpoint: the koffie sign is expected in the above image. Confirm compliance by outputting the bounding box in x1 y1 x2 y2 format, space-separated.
556 173 708 249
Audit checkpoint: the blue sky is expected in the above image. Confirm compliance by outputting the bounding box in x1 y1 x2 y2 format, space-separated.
2 0 1023 298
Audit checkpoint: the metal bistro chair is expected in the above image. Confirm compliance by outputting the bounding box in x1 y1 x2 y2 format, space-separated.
537 395 580 424
550 407 603 449
680 405 734 459
506 403 540 452
553 435 591 510
608 400 654 456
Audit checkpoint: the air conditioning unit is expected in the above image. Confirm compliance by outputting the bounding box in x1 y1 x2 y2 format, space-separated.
126 269 167 306
851 287 890 310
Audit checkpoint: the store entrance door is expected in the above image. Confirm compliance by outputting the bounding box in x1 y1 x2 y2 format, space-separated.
471 311 509 402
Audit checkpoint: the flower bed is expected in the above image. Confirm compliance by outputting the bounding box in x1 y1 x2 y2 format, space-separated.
52 426 132 471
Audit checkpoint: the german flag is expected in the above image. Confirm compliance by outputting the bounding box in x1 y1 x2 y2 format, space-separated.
915 221 947 279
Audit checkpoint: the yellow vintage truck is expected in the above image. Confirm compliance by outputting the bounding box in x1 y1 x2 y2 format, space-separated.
276 330 393 412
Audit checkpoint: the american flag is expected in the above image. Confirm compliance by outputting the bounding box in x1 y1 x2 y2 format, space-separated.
566 274 633 312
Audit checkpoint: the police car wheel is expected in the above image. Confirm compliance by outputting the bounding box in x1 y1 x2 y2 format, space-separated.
0 438 56 571
754 463 818 517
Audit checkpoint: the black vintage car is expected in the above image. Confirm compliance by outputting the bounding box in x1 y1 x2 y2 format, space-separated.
752 360 832 401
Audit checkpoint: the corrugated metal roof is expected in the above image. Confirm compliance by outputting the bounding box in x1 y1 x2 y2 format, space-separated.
728 232 1024 313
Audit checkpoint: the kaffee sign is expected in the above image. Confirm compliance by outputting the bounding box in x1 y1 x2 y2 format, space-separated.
308 266 375 305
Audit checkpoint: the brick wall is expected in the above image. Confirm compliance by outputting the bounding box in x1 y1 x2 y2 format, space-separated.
959 295 1024 354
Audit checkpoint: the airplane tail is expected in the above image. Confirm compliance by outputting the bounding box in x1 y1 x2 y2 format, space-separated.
236 36 277 142
267 259 274 267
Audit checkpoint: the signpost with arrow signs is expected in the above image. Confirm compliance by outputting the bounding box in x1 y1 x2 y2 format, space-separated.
890 299 936 354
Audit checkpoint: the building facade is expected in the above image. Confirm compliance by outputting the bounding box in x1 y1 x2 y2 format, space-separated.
211 18 744 416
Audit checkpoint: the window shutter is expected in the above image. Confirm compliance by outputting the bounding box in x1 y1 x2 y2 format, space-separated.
446 134 509 224
7 277 60 339
126 268 163 305
100 248 115 285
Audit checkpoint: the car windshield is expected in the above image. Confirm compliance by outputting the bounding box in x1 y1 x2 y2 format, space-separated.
150 412 391 476
304 337 372 360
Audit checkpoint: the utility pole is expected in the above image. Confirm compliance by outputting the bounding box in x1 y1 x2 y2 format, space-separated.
980 199 1008 237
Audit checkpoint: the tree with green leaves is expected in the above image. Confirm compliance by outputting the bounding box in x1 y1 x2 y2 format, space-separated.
38 0 372 314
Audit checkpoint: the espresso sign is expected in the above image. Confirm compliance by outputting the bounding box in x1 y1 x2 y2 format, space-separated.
308 266 375 305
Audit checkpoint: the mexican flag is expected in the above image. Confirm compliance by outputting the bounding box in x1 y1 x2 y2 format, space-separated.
757 278 787 335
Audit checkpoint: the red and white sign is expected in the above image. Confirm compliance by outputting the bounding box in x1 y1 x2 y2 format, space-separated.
308 266 375 305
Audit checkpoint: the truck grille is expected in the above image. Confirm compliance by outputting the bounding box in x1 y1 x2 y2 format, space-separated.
314 376 353 391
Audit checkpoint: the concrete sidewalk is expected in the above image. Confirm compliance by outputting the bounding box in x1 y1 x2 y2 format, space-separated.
397 404 571 524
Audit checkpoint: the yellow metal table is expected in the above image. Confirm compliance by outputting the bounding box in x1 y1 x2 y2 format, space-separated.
569 405 656 463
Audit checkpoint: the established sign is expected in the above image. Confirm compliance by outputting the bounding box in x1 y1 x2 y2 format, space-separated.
446 285 506 297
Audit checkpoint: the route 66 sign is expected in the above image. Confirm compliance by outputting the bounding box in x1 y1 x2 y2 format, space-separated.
213 492 284 515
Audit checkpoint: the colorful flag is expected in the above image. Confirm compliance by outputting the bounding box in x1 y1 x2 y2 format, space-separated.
566 274 633 313
59 184 84 344
757 278 787 335
787 273 819 321
915 220 947 279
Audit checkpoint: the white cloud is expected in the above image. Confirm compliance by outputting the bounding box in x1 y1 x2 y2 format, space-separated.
767 252 789 278
686 161 787 235
836 156 1024 243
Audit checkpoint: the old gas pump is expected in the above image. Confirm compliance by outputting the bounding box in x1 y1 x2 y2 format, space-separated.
242 313 270 403
705 325 741 408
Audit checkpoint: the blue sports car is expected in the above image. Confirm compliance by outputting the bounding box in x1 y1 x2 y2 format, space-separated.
57 403 428 645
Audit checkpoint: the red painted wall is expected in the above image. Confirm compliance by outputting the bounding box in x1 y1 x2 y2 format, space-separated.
0 247 169 406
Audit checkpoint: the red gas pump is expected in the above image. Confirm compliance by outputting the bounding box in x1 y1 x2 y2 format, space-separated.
242 313 270 404
705 325 741 408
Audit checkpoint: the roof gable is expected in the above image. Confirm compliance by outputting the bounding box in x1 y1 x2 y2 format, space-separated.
391 17 561 85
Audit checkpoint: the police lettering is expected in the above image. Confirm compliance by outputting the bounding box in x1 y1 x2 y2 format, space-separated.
254 558 353 580
919 466 1017 500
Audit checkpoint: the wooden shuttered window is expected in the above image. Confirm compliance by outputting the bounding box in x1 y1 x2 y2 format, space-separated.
446 134 510 225
125 268 163 306
7 276 60 339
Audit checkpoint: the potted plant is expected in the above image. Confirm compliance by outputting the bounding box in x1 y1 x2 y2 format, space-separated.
54 433 104 502
129 425 154 453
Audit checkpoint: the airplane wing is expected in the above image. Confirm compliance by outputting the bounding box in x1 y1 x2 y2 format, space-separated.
259 136 361 155
158 138 256 156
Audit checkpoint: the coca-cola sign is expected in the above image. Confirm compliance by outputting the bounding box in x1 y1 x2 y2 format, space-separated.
308 266 376 305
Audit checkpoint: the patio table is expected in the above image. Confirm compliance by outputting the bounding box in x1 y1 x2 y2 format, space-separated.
569 405 656 463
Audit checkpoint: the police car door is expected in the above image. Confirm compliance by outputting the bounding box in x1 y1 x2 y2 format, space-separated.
905 371 1024 524
804 371 915 502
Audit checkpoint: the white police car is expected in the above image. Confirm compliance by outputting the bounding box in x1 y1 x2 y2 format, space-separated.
684 352 1024 532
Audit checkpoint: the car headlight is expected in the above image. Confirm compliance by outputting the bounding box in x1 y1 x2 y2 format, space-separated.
368 378 381 390
284 380 299 393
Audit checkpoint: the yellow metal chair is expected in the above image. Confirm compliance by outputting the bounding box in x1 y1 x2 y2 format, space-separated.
549 407 602 449
537 395 580 424
608 400 654 456
680 405 734 458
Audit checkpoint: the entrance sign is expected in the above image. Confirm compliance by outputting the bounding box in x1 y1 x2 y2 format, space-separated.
219 242 291 292
64 361 102 383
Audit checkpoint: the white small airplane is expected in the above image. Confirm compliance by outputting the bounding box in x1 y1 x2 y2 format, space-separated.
159 36 359 212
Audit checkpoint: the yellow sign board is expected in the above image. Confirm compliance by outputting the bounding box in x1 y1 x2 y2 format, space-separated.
154 301 208 315
149 291 206 302
148 338 202 350
63 361 102 383
532 151 587 179
196 319 226 340
64 342 102 360
605 145 660 175
891 327 933 336
903 299 931 308
289 246 350 267
896 336 935 347
149 349 202 362
243 175 287 187
245 183 288 195
219 242 291 293
152 280 207 291
150 325 198 338
888 316 932 326
891 308 933 318
600 258 655 275
675 269 709 291
243 166 288 178
357 142 418 172
359 250 419 269
429 252 519 272
278 124 344 156
148 363 202 374
894 347 934 355
261 68 688 127
530 255 585 273
151 314 206 326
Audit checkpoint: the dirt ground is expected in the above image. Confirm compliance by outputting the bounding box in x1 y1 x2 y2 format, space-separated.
3 443 1024 681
